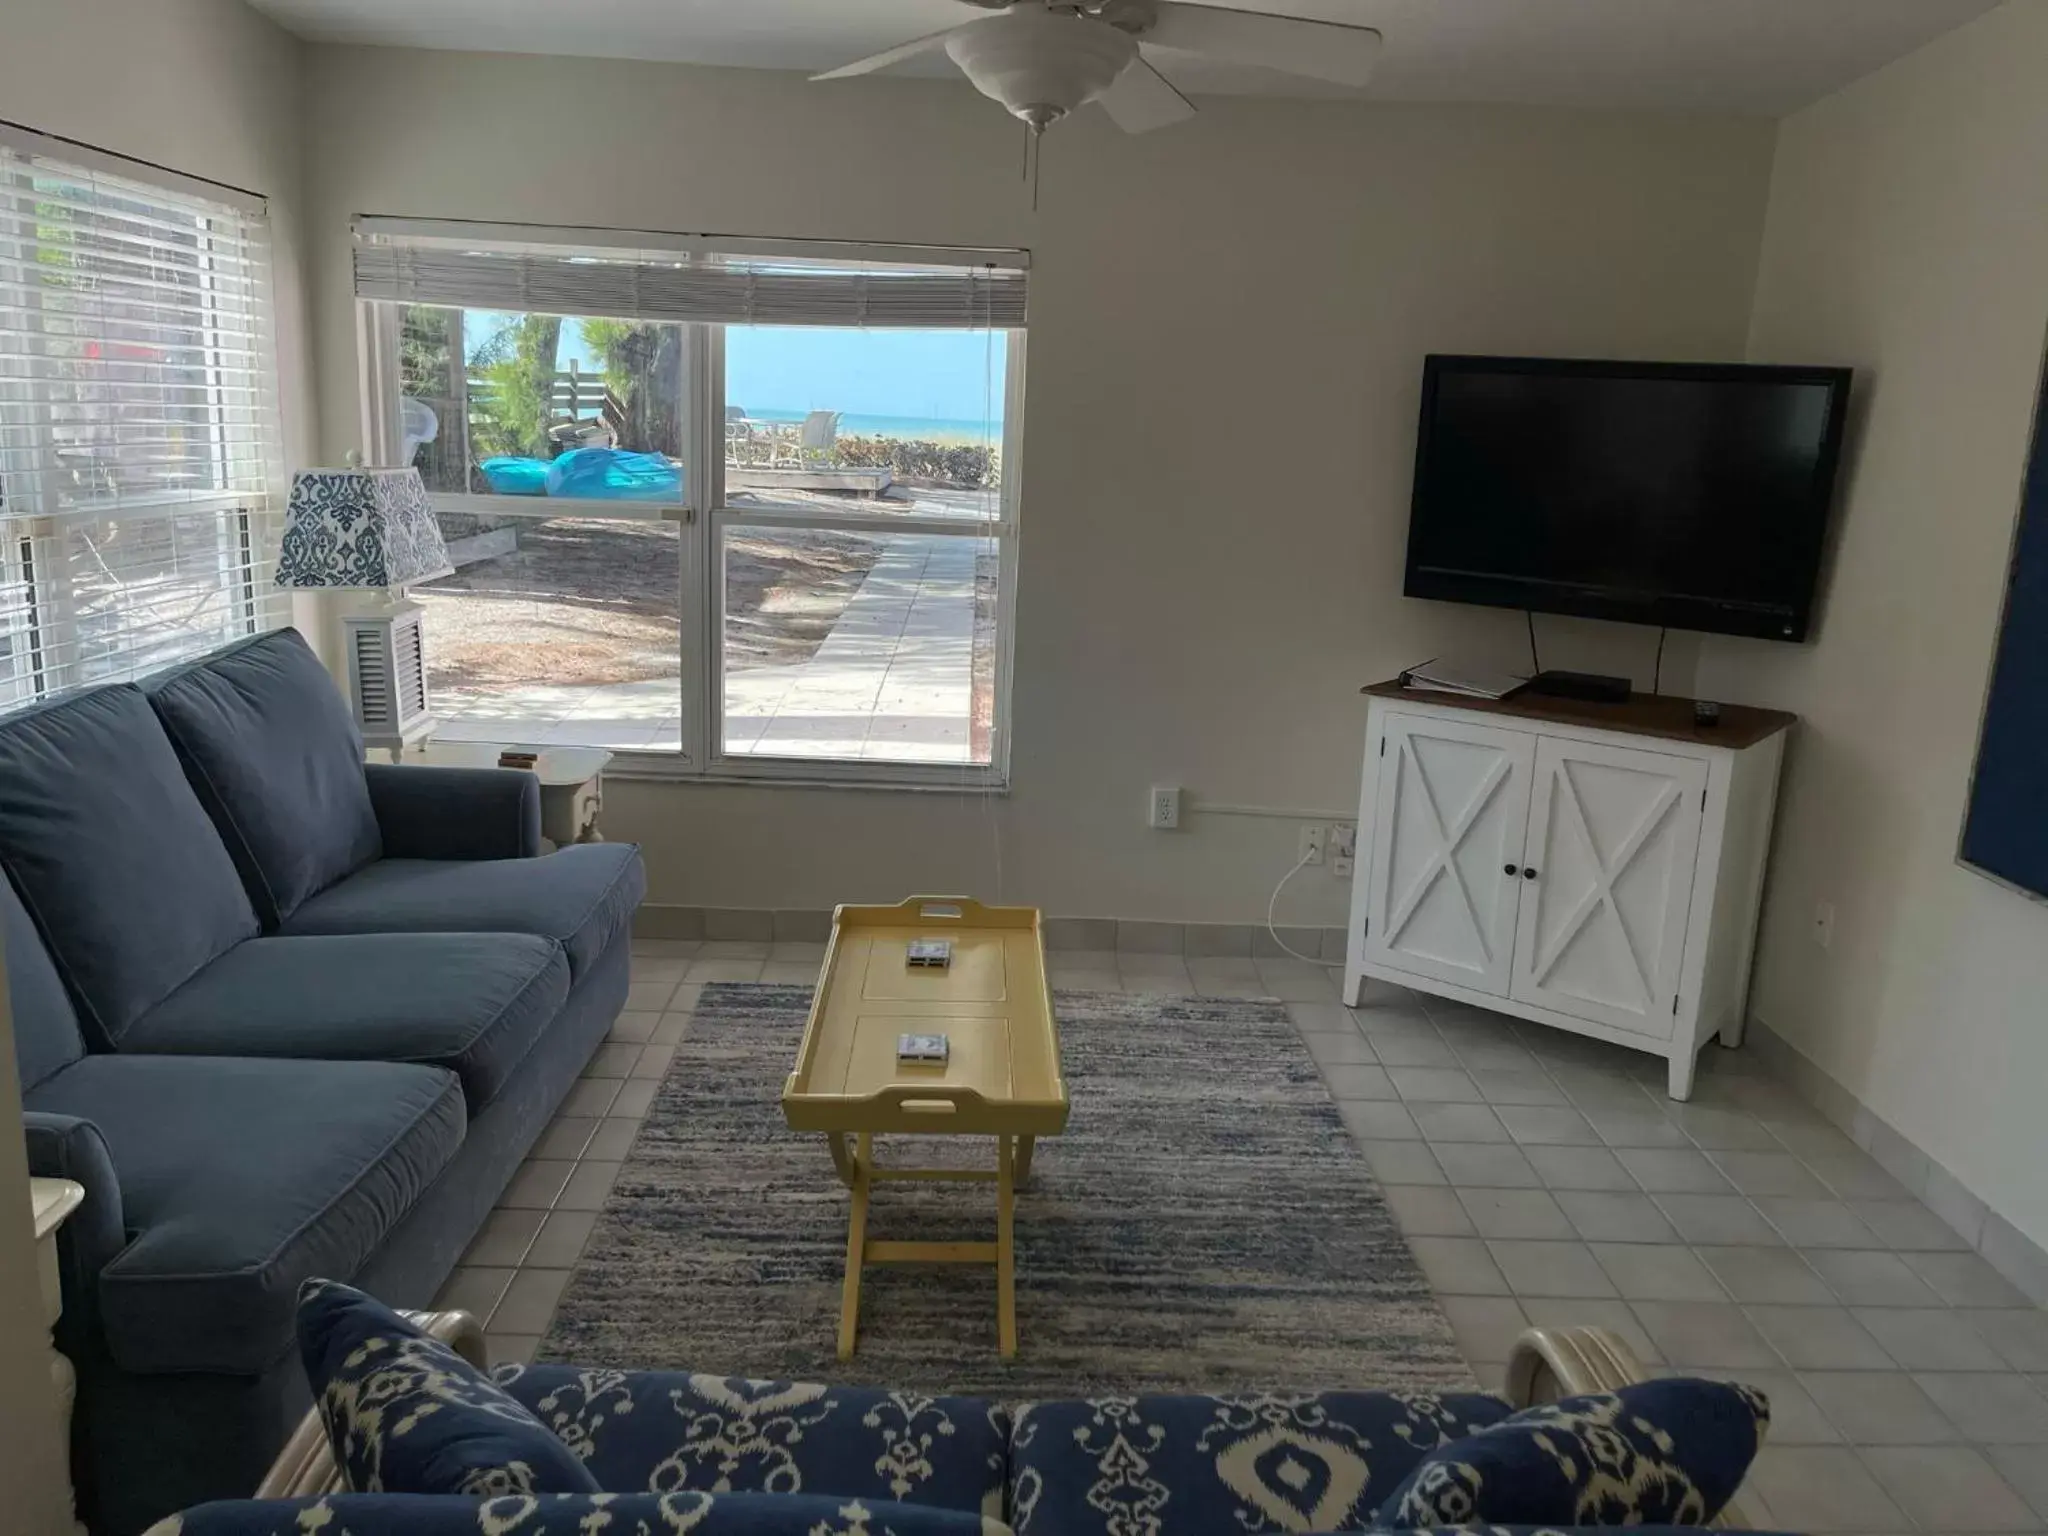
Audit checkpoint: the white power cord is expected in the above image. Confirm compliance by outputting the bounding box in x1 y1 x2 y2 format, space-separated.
1265 846 1327 965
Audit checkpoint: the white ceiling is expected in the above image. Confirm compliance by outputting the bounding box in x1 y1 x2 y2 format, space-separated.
246 0 2000 115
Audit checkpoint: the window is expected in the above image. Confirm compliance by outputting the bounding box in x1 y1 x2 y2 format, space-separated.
356 223 1025 784
0 131 282 709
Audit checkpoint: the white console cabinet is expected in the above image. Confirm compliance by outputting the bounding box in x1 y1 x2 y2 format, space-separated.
1342 683 1792 1099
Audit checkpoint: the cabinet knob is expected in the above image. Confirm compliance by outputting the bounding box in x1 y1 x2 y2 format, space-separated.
1523 867 1539 880
1504 863 1518 876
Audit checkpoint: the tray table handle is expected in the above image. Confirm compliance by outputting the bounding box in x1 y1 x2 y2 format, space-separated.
872 1084 988 1114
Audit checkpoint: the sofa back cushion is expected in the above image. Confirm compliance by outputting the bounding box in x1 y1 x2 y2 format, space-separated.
1375 1378 1770 1528
0 684 258 1048
1007 1390 1514 1536
497 1364 1009 1516
146 627 381 927
2 873 85 1089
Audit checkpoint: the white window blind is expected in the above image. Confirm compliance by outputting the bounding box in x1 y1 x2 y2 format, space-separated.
353 223 1029 330
0 130 282 703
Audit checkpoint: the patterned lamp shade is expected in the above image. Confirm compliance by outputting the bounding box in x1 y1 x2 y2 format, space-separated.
276 466 454 590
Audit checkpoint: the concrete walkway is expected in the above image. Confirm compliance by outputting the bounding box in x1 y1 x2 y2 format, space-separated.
723 533 981 763
434 530 984 762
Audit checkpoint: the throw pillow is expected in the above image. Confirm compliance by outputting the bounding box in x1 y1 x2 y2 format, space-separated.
1374 1377 1769 1528
297 1278 599 1496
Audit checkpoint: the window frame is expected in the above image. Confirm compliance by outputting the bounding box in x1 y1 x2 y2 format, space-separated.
358 241 1025 792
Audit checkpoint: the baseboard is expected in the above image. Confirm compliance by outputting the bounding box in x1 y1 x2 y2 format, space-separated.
631 905 1348 961
1746 1012 2048 1307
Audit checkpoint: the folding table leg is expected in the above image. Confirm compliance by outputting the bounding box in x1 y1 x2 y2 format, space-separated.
996 1134 1017 1359
837 1131 873 1360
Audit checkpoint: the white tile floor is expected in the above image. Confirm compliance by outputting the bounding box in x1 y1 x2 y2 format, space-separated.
442 939 2048 1533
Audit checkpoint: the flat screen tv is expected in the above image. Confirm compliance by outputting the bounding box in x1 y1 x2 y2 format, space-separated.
1405 356 1853 641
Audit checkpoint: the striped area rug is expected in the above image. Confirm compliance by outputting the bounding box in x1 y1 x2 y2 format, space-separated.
542 983 1472 1396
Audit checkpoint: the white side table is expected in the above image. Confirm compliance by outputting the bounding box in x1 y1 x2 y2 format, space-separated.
31 1177 85 1536
379 742 612 852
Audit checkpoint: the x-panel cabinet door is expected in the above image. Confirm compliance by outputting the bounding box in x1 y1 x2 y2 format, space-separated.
1364 712 1536 997
1510 736 1707 1039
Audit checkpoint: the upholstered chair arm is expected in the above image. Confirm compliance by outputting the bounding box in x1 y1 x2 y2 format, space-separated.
364 765 541 860
256 1309 487 1499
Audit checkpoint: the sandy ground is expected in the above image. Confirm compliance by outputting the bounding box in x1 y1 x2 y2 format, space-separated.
419 485 1000 756
419 516 883 689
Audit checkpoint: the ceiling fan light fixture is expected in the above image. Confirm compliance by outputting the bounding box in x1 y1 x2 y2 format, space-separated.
943 6 1139 128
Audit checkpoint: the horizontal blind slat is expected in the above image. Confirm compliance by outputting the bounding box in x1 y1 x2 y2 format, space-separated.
354 243 1028 330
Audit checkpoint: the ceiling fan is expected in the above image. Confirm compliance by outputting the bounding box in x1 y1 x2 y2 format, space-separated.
813 0 1384 137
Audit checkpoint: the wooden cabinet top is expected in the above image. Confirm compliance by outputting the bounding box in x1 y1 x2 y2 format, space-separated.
1361 679 1796 750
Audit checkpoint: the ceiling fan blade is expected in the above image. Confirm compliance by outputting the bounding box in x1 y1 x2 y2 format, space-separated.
812 26 963 81
1146 3 1383 88
1099 57 1198 133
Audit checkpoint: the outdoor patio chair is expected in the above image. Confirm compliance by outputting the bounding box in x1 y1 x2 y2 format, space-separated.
769 408 842 469
725 404 765 465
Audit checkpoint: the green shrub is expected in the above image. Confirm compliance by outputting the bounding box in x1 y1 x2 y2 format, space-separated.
832 434 1001 489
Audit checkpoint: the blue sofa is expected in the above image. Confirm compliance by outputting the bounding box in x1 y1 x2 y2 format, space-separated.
4 628 645 1535
150 1360 1784 1535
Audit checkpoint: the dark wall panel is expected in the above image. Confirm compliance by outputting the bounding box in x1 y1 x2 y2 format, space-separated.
1963 360 2048 897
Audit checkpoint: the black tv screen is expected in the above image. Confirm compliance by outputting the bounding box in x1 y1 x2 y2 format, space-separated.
1405 356 1853 641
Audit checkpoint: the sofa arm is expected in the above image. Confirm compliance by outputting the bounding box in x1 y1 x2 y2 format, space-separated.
23 1112 125 1350
256 1309 486 1499
1506 1326 1762 1532
365 765 541 861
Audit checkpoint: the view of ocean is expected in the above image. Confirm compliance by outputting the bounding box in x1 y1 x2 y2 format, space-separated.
741 407 1002 446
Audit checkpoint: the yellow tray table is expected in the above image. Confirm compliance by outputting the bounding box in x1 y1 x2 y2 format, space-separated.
782 897 1068 1359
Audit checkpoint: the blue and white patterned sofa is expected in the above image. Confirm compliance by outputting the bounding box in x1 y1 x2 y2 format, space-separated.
149 1324 1781 1535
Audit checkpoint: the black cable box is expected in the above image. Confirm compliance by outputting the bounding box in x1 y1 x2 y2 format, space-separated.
1525 670 1633 704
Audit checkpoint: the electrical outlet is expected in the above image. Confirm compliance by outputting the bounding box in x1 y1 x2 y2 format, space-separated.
1147 785 1182 830
1330 823 1356 880
1300 824 1326 866
1813 900 1835 951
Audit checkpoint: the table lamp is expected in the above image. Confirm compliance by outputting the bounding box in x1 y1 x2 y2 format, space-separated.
276 461 454 753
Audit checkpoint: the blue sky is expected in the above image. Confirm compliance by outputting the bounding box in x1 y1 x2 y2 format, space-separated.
727 326 1006 425
465 313 1005 426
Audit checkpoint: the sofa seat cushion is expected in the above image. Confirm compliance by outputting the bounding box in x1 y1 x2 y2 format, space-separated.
496 1365 1008 1517
0 683 259 1049
146 628 383 929
281 844 645 978
1006 1391 1514 1536
151 1492 1008 1535
125 933 571 1113
25 1054 465 1377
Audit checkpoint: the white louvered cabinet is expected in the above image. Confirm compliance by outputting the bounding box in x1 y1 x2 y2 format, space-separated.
1343 685 1792 1099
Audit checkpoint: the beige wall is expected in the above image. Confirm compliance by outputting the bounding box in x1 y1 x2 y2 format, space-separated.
1 0 316 471
1698 2 2048 1246
305 47 1775 923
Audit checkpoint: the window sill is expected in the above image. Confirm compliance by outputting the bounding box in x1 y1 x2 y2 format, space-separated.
606 751 1009 796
